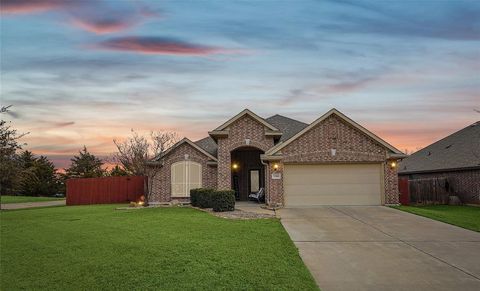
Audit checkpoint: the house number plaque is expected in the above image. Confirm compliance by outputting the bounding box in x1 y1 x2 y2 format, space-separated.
271 172 282 180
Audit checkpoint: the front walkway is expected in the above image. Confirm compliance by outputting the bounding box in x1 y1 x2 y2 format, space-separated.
277 206 480 291
1 200 66 210
235 201 274 215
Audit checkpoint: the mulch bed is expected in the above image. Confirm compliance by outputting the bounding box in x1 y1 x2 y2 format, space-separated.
192 206 276 220
116 205 276 219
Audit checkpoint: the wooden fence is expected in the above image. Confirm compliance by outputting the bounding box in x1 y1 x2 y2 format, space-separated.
407 177 450 205
66 176 145 206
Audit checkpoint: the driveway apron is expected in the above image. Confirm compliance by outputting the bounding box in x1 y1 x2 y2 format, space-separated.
278 206 480 291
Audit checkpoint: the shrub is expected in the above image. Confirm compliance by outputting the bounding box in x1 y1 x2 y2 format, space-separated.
190 188 214 208
190 188 200 207
211 190 235 212
197 188 214 208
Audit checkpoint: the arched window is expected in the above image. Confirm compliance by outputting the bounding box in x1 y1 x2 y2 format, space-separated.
171 161 202 197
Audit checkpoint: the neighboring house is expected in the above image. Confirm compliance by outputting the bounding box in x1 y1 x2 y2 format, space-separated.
149 108 406 207
399 121 480 204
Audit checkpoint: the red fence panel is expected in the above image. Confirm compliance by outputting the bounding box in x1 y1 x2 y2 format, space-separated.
398 177 410 205
66 176 145 206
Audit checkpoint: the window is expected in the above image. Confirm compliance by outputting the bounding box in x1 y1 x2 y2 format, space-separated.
250 169 260 193
171 161 202 197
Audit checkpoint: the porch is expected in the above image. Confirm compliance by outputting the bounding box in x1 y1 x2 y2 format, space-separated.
231 146 266 202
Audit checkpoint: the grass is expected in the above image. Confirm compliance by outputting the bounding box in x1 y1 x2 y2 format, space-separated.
392 205 480 232
0 195 65 204
1 205 318 290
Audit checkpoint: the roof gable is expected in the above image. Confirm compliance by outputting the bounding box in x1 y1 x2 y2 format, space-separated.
157 138 218 161
399 121 480 173
266 108 404 155
214 109 279 131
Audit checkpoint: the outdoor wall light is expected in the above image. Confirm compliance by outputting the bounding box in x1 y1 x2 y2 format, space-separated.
232 163 239 170
389 161 397 169
273 163 279 171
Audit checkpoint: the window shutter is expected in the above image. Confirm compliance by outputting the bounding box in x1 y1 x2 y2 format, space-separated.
187 162 202 195
171 162 186 196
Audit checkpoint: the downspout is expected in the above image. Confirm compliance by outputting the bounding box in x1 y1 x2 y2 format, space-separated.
260 158 270 206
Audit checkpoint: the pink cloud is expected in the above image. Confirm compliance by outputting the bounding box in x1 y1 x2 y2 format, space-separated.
1 0 65 15
95 37 237 56
2 0 159 36
71 18 137 34
67 2 159 34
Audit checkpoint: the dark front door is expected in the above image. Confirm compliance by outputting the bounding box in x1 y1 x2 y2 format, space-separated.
231 147 264 201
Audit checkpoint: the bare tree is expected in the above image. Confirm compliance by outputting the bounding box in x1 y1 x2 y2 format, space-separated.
113 130 178 204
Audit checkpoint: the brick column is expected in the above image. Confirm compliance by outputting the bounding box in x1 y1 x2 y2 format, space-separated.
217 138 232 190
384 161 399 204
266 162 284 207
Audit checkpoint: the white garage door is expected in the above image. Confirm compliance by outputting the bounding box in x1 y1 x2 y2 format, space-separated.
284 164 382 206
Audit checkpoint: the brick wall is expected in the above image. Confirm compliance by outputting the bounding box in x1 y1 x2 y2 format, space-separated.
216 115 275 190
384 163 399 204
267 114 399 206
280 115 386 163
149 142 217 203
265 162 284 207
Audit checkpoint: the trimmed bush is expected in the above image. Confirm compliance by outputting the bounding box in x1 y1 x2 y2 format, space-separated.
190 188 214 208
211 190 235 212
190 188 200 207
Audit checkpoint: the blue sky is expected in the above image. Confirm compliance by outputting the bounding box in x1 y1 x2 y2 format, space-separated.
1 0 479 168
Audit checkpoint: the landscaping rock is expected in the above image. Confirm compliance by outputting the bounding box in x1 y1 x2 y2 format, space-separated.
448 196 462 205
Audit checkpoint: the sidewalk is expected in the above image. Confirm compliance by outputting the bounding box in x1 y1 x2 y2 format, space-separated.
1 200 66 210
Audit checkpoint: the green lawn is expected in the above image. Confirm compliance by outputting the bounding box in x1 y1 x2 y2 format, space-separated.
0 195 65 204
1 205 318 290
392 205 480 232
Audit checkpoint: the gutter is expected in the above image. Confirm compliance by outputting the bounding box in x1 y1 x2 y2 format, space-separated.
398 166 480 175
260 154 284 162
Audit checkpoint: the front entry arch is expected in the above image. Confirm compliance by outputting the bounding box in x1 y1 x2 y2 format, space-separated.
230 147 265 201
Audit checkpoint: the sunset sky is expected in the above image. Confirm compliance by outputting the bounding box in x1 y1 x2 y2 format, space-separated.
1 0 479 169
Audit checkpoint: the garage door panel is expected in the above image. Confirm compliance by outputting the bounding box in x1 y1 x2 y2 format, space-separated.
286 184 380 195
285 166 380 184
284 164 382 206
285 179 381 187
286 194 378 206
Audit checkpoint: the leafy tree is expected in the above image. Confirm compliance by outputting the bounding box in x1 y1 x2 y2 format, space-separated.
17 151 59 196
17 150 36 169
113 130 178 204
108 165 128 176
65 146 104 178
0 106 27 195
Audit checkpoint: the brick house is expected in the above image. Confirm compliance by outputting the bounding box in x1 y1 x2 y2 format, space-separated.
149 108 406 207
399 121 480 204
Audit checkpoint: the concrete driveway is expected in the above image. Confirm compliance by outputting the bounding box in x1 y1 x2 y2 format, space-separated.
277 206 480 291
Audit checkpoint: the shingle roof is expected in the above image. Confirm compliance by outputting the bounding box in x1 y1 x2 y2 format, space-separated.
265 114 309 142
194 114 307 156
399 121 480 174
194 136 218 157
